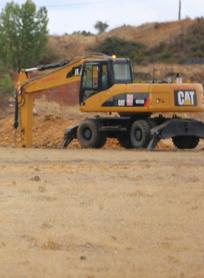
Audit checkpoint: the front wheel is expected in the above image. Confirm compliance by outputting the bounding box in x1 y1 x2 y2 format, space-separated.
172 136 199 149
130 120 151 148
77 119 106 148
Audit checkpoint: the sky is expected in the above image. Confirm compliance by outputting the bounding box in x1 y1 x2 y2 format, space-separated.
0 0 203 34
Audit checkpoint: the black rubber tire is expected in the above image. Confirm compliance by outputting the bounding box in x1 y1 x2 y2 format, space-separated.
130 120 151 148
95 133 107 148
77 119 107 148
117 134 132 149
172 136 199 149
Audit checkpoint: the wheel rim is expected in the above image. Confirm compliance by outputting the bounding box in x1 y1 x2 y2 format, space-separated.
135 128 142 141
83 127 92 140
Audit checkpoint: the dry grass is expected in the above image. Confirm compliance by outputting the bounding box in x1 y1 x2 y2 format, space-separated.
101 19 195 47
48 19 196 59
48 34 97 60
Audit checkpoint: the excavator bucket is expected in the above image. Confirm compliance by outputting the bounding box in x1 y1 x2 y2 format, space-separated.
63 125 78 148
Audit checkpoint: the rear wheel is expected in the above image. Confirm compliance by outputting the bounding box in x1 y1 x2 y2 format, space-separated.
172 136 199 149
77 119 107 148
130 120 151 148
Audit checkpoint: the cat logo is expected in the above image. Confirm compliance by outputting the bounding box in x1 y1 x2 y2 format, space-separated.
175 90 197 106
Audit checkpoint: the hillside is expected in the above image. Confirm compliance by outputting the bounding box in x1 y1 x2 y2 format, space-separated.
48 34 97 61
100 19 195 47
47 18 201 62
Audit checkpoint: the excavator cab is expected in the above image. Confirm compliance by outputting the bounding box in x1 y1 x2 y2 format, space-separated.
80 58 133 103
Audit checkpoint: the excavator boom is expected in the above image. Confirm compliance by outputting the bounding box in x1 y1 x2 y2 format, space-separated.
14 55 88 146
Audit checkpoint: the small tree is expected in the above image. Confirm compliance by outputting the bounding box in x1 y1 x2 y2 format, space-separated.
0 0 48 70
94 21 109 34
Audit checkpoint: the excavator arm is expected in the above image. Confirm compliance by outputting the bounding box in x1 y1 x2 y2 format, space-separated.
14 57 85 147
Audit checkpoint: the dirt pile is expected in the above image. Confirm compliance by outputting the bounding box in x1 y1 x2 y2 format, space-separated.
0 111 77 148
2 112 204 150
0 112 130 149
0 101 123 149
0 102 172 150
1 101 203 150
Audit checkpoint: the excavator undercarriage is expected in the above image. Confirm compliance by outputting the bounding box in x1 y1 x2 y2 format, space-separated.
63 115 204 150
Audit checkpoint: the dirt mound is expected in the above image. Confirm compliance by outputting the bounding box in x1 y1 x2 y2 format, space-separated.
0 106 172 150
0 113 122 149
0 102 203 150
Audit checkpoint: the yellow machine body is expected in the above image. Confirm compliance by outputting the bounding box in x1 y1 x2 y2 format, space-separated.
81 83 203 113
15 54 204 147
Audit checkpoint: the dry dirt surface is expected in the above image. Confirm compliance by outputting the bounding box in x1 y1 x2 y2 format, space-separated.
0 147 204 278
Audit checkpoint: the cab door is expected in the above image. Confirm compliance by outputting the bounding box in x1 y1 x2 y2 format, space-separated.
80 62 100 103
80 62 111 103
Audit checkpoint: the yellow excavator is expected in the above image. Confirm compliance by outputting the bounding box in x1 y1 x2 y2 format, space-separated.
14 53 204 150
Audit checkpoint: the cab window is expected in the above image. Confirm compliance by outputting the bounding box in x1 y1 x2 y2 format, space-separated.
113 62 132 83
82 63 99 88
81 62 111 102
101 64 109 90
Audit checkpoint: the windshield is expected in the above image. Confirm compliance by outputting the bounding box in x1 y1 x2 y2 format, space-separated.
113 61 132 83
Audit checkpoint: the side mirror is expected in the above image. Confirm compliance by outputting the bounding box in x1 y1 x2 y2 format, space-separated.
67 67 81 78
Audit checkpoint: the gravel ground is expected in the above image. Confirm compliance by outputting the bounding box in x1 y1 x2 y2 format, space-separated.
0 147 204 278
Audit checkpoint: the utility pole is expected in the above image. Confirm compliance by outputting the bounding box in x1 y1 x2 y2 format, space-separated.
178 0 182 21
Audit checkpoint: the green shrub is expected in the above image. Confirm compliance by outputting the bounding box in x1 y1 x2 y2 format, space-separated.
72 30 94 36
94 37 148 64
